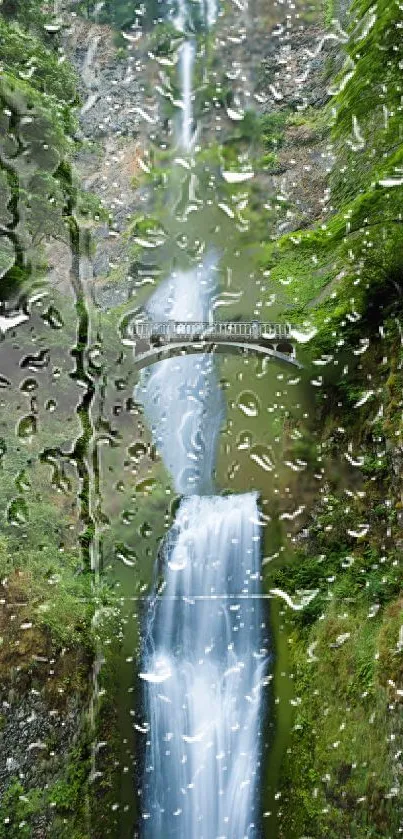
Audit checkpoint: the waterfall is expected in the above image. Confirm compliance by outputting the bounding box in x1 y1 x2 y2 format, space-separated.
140 494 268 838
172 0 187 31
170 0 194 150
137 258 268 837
179 40 195 151
138 1 269 835
173 0 218 151
203 0 218 27
136 256 223 496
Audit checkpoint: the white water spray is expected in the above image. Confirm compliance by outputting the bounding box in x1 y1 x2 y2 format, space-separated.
141 494 268 838
173 0 219 151
172 0 187 31
203 0 218 27
179 40 195 151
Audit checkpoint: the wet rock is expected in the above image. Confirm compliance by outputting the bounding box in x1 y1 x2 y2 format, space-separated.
5 756 19 772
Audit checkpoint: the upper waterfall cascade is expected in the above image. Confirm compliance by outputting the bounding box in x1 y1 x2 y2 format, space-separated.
136 259 224 496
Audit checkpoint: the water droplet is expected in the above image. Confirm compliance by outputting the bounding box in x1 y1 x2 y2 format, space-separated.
41 306 64 330
136 478 157 494
237 431 252 450
88 345 103 372
237 391 260 417
7 497 28 526
115 377 128 391
20 349 49 371
128 441 147 462
139 656 172 684
139 521 152 538
17 415 37 438
250 445 274 472
115 543 137 567
20 378 38 393
121 510 135 525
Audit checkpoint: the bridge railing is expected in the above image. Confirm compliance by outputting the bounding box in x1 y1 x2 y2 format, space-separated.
134 320 292 341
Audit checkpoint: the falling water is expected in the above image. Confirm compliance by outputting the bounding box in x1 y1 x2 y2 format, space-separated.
138 260 268 836
172 0 218 150
138 1 268 835
171 0 218 32
136 256 223 496
203 0 218 28
170 0 194 150
140 494 268 838
172 0 187 31
179 40 195 151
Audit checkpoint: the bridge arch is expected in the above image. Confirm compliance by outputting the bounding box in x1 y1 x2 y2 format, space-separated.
276 341 295 356
129 340 302 370
119 319 302 369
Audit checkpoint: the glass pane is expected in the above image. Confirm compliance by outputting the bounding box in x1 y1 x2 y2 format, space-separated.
1 0 401 836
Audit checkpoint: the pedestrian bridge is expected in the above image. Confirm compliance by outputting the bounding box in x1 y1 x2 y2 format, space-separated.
121 320 302 368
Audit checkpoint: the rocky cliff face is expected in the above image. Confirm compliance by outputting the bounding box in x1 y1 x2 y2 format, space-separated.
60 1 337 307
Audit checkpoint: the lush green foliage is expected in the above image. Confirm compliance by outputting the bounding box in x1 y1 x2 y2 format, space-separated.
0 6 101 835
0 737 92 838
261 1 403 834
0 17 78 109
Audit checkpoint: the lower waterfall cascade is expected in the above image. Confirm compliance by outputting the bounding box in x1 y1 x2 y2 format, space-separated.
140 494 269 838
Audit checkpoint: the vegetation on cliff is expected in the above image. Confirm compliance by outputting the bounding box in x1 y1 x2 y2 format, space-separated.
0 3 103 835
265 1 403 835
0 0 80 297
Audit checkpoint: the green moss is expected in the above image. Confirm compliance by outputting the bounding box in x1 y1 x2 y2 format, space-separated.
76 189 110 223
0 781 42 838
331 0 403 203
277 603 403 837
258 151 279 171
148 21 181 57
0 10 81 297
266 4 403 832
0 19 78 116
260 111 288 150
0 732 92 837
